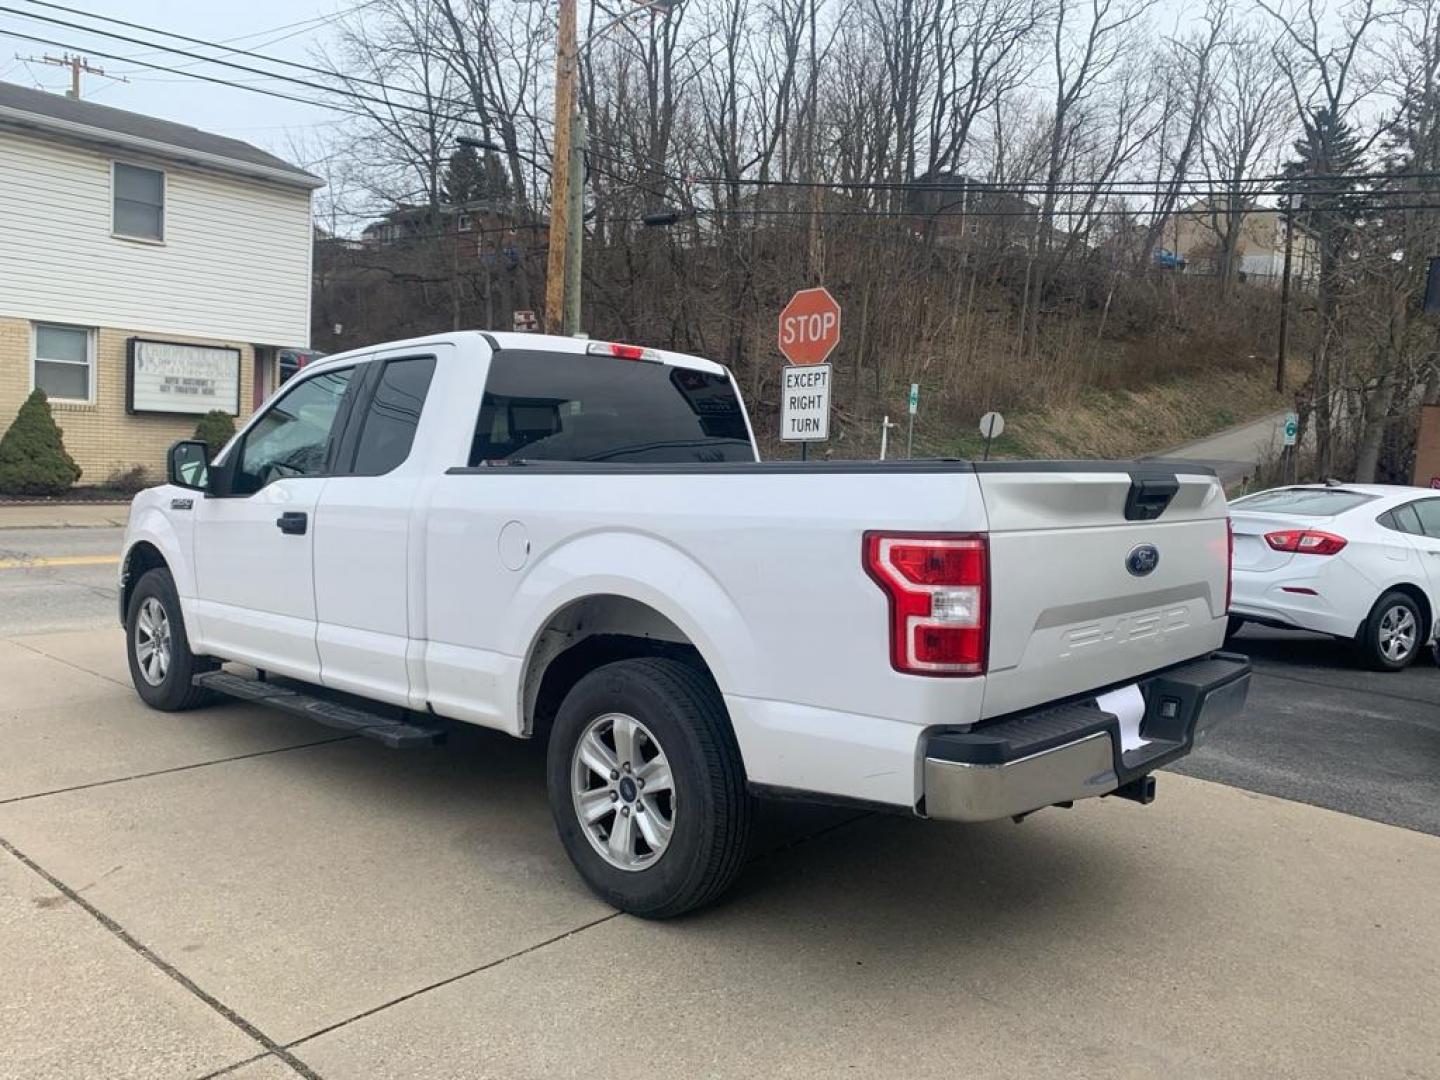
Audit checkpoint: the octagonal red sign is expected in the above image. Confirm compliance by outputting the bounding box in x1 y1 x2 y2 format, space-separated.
778 287 841 366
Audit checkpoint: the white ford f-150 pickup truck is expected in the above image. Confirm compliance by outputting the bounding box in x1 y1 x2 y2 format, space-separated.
120 331 1249 916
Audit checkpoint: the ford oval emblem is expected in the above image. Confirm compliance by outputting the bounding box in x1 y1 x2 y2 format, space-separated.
1126 544 1160 577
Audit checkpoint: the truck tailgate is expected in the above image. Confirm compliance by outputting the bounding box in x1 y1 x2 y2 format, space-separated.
976 465 1230 718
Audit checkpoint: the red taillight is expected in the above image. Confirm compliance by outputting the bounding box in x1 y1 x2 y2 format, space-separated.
863 532 988 676
1264 529 1348 556
1226 517 1234 613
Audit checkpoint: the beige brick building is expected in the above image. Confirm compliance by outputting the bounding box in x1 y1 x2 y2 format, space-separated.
0 82 321 486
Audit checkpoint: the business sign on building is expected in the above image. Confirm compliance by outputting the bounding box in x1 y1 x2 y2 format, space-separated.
126 339 241 416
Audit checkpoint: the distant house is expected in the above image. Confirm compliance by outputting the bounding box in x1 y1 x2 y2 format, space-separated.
361 200 547 268
1163 199 1319 286
0 81 321 482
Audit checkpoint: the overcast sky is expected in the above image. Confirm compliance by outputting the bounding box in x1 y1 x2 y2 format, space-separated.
0 0 346 165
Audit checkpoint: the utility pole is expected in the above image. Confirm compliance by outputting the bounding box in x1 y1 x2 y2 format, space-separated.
17 53 122 98
1276 192 1295 393
545 0 578 336
564 113 585 335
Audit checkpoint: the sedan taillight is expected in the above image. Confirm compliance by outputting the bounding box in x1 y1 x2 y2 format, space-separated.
1264 529 1348 556
863 533 988 676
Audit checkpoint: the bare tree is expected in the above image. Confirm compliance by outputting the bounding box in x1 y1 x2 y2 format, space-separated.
1135 0 1226 269
1256 0 1391 476
1199 23 1294 294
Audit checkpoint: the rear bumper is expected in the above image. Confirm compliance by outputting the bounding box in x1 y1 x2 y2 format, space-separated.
922 652 1250 822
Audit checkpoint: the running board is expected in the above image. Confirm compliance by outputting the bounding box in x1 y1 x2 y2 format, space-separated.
193 671 445 749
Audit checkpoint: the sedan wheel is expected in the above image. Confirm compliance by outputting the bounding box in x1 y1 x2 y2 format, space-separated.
1359 590 1424 672
1378 604 1418 664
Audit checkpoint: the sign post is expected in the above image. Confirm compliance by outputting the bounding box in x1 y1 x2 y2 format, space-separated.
1282 410 1298 484
778 287 841 459
906 383 919 458
978 411 1005 461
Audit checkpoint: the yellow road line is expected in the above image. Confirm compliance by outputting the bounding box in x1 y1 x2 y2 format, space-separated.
0 554 121 571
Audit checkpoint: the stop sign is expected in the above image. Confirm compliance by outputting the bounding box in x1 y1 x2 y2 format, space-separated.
778 287 841 366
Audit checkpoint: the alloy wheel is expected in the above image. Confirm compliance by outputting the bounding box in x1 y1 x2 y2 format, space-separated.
1378 604 1417 663
134 596 172 686
571 712 676 871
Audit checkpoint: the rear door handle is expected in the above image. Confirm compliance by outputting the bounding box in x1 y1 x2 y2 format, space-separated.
276 511 308 535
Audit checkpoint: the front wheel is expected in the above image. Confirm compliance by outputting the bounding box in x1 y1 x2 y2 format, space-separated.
125 567 215 710
546 657 753 918
1357 591 1423 672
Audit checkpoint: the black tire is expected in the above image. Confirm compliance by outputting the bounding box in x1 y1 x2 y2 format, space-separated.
1225 616 1245 641
546 657 753 918
125 567 216 710
1356 590 1424 672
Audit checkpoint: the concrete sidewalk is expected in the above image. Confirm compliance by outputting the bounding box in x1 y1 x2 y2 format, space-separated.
3 627 1439 1078
0 502 130 529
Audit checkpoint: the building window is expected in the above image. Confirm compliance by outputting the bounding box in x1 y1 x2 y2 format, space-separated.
33 324 94 402
113 162 165 241
457 214 473 232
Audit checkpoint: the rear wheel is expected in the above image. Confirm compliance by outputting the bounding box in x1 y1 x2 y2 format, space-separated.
125 568 215 710
546 657 753 918
1357 591 1423 672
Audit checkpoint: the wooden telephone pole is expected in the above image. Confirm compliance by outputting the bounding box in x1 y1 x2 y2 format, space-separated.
544 0 578 336
17 53 124 98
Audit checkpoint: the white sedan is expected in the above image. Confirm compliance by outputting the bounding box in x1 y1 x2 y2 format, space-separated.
1229 483 1440 670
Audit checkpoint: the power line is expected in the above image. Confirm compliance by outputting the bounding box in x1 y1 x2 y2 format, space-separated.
0 26 382 118
107 3 385 72
0 7 470 121
8 0 476 116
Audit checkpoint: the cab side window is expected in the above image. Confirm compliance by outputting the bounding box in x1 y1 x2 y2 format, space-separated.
234 368 354 495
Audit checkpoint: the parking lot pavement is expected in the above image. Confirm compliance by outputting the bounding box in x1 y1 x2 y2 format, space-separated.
3 625 1440 1079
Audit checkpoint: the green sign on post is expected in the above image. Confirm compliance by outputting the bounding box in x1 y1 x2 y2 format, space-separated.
1283 412 1299 447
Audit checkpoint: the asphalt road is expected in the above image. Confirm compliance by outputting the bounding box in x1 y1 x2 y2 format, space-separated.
1153 410 1288 488
1177 623 1440 836
0 524 122 636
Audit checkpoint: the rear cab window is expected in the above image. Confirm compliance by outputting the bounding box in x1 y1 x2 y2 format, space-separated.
470 349 755 465
1231 488 1377 516
350 355 436 475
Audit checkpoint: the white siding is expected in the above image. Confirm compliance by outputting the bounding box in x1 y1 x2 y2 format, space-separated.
0 128 312 345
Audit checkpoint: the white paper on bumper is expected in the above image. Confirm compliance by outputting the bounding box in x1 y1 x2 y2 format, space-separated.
1095 683 1148 754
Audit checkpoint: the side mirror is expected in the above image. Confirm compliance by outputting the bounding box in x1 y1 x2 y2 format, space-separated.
167 440 210 491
